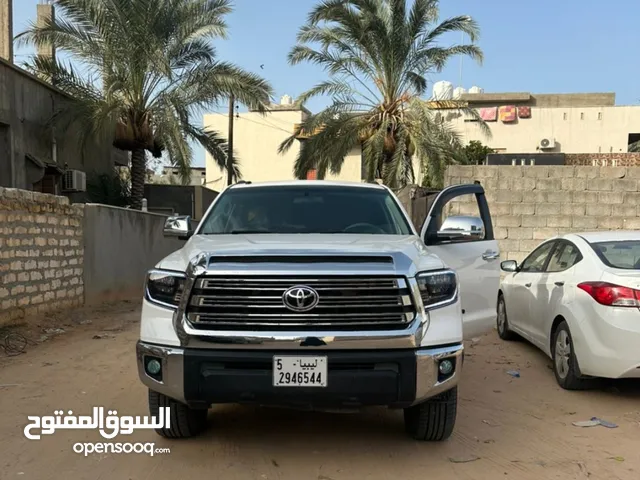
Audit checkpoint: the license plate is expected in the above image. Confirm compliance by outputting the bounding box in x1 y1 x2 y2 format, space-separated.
273 356 327 387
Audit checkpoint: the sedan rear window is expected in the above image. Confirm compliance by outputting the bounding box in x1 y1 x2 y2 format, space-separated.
590 241 640 269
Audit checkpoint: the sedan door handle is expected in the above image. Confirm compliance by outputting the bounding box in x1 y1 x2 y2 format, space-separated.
482 251 500 261
554 281 565 287
525 283 531 288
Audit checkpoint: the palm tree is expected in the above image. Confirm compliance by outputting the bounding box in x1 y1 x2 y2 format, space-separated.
18 0 273 209
279 0 489 189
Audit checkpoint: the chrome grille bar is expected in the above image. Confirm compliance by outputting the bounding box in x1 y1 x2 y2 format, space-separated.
186 275 416 331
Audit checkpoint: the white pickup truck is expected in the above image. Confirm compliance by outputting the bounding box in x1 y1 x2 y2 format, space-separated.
136 181 500 441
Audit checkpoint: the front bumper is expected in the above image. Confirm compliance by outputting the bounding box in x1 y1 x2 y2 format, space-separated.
136 341 463 409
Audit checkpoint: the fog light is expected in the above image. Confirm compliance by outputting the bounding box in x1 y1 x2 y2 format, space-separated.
439 359 454 375
146 358 162 375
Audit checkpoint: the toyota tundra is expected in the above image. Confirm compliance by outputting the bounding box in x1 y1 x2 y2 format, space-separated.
136 180 500 441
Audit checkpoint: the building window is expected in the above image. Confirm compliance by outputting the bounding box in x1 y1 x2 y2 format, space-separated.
598 112 602 120
628 133 640 152
563 112 567 120
306 169 318 180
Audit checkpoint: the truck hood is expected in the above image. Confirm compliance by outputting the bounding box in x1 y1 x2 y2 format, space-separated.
156 234 445 277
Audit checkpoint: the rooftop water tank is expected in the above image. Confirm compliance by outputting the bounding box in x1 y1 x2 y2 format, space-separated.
453 87 467 99
432 81 453 100
280 94 293 105
468 86 484 94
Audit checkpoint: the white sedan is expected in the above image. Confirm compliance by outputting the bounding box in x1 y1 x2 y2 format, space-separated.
497 231 640 389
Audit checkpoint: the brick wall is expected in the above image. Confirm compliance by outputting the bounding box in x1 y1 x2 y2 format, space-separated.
0 188 84 324
445 165 640 263
566 153 640 167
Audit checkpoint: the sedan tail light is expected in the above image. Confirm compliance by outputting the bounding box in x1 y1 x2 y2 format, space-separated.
577 282 640 307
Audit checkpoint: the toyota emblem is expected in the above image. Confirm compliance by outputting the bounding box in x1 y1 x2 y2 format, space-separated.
282 285 320 312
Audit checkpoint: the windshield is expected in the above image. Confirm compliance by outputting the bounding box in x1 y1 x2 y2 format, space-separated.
590 240 640 269
198 185 413 235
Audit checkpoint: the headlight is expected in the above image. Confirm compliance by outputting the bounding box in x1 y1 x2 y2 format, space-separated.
145 270 186 308
416 270 457 309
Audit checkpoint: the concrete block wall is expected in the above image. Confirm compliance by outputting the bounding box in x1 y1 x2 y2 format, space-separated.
83 204 184 304
0 187 185 325
0 187 84 323
565 153 640 167
445 165 640 263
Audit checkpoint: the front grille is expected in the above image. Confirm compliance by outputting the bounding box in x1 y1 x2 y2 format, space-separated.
186 276 416 331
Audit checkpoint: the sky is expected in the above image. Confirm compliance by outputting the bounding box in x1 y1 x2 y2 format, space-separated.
11 0 640 167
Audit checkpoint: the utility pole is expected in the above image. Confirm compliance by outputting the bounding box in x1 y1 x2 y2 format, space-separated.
226 94 235 186
0 0 13 63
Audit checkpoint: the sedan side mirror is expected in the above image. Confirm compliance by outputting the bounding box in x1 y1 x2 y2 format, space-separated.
437 215 485 241
500 260 518 272
164 215 193 240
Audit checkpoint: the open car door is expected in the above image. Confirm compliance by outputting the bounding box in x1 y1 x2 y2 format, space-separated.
420 183 500 339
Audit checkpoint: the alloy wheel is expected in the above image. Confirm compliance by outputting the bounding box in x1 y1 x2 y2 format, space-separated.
554 330 571 379
497 300 506 335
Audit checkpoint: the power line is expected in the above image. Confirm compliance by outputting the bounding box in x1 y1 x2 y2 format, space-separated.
252 115 295 134
210 110 292 135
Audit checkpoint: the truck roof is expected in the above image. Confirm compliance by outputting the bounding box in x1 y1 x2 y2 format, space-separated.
228 180 386 190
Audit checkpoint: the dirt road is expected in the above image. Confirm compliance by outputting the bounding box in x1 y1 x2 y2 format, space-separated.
1 303 639 480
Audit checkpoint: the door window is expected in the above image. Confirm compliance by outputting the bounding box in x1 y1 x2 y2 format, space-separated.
546 243 582 272
520 242 556 272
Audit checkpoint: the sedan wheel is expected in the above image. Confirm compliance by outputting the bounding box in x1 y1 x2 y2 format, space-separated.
551 321 594 390
496 295 515 341
554 330 571 380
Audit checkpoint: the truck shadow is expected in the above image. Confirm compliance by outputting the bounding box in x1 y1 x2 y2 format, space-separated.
197 405 459 454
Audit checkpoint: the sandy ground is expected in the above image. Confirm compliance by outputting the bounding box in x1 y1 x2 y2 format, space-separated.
1 303 639 480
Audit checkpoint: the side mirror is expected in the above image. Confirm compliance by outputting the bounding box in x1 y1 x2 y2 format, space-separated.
500 260 518 272
437 216 485 241
164 215 193 240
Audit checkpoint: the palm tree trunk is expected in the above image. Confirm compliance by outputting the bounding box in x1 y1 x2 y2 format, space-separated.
130 148 146 210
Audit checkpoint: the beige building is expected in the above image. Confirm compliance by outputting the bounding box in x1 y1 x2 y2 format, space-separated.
204 99 364 191
150 166 207 186
204 92 640 187
446 92 640 156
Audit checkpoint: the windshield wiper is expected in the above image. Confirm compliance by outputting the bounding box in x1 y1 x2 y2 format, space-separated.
229 229 274 234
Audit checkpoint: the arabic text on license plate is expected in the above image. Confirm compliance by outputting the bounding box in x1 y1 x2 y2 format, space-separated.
273 356 327 387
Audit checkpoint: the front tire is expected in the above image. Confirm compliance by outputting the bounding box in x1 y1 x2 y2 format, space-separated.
551 321 593 390
148 389 209 438
404 387 457 441
497 294 516 340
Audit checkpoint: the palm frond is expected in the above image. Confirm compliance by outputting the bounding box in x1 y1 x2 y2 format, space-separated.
291 112 367 179
286 0 487 188
18 0 272 207
185 125 241 182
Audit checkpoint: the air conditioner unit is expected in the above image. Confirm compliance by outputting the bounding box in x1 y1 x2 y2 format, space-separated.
62 170 87 192
539 137 556 150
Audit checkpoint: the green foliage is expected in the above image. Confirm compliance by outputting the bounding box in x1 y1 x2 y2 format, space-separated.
280 0 490 190
17 0 272 208
462 140 493 165
85 170 131 207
